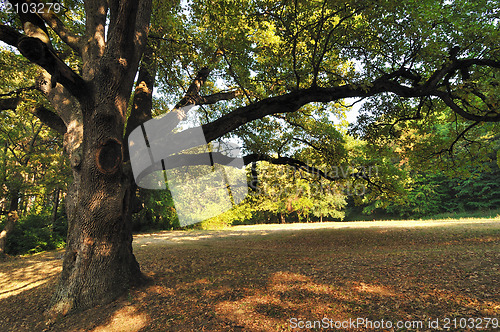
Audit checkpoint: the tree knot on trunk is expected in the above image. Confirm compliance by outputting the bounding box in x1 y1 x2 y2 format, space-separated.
96 138 123 174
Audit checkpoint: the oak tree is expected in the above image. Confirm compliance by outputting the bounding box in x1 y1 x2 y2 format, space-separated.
0 0 498 316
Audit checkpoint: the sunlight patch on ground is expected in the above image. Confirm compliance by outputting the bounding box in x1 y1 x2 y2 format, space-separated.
0 254 61 300
133 219 500 247
355 282 396 296
91 305 149 332
215 271 352 330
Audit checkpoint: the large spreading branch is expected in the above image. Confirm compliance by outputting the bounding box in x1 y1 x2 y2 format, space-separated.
0 19 87 100
194 58 500 143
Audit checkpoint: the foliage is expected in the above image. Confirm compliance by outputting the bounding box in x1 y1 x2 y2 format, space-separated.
131 189 180 232
199 161 347 228
0 49 70 218
364 158 500 219
3 213 66 255
1 0 499 253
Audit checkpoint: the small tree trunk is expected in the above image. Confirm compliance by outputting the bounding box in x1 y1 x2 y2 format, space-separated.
0 189 20 257
0 211 18 257
51 189 60 226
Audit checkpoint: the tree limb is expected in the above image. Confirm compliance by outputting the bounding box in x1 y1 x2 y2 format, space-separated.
0 98 20 110
32 0 82 53
197 90 242 105
2 3 88 100
175 67 212 108
17 36 87 98
81 0 107 79
124 43 157 159
33 106 67 135
101 0 152 100
243 154 340 181
435 91 500 122
0 24 23 46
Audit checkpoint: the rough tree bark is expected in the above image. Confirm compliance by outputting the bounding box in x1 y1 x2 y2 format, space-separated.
46 1 153 317
0 194 19 257
1 0 153 316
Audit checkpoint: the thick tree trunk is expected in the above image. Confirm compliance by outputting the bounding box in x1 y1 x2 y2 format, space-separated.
47 104 145 317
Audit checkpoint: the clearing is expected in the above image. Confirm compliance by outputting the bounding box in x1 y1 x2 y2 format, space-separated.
0 219 499 331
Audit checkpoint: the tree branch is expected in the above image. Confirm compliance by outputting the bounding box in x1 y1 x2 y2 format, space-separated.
2 2 88 100
435 91 500 122
17 36 87 98
243 154 340 181
33 0 82 53
175 67 212 108
197 90 242 105
124 43 157 159
0 98 20 110
0 24 23 46
81 0 107 79
33 106 67 135
101 0 152 99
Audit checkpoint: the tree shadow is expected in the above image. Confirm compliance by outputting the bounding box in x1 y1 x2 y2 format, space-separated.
127 224 499 331
1 224 498 331
0 250 153 332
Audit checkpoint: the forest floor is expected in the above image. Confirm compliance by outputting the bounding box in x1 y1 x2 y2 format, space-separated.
0 219 499 331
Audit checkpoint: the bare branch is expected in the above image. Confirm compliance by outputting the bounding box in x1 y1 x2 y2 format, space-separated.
197 90 242 105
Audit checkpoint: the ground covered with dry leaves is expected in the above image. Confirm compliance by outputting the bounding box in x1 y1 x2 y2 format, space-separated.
0 220 499 331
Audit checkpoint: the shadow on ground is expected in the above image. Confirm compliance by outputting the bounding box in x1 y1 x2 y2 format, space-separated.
0 220 499 331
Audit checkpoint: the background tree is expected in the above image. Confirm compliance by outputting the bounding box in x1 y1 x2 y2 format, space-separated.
0 49 69 256
0 0 498 317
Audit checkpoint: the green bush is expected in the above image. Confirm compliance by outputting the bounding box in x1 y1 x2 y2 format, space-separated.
6 213 66 255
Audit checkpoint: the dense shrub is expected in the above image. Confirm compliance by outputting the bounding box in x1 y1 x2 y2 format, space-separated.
5 213 67 255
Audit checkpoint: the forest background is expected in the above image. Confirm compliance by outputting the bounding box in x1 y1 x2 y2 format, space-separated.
1 0 499 256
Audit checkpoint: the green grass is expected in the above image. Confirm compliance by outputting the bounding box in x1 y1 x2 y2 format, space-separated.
422 208 500 221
